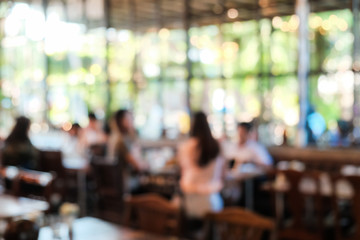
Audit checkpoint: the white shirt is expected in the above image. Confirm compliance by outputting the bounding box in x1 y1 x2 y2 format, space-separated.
178 138 224 194
222 140 273 171
81 123 107 148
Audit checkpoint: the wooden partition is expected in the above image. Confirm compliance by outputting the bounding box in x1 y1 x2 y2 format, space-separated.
268 146 360 174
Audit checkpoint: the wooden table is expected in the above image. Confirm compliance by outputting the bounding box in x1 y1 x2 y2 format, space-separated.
0 194 49 220
225 168 271 210
38 217 180 240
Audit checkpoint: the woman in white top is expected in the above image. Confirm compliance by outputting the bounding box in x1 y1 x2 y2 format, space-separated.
178 112 225 218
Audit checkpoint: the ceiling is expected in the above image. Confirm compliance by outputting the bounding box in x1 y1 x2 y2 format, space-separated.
107 0 353 31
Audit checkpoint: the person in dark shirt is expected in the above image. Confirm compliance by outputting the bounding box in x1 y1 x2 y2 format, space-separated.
1 116 39 170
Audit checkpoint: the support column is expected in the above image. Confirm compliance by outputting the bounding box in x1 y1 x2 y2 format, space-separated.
352 0 360 131
104 0 112 118
129 0 138 111
156 0 165 135
296 0 310 147
184 0 192 116
42 0 50 124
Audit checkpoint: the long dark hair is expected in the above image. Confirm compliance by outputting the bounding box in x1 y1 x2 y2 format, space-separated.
114 109 129 134
5 116 31 144
190 112 220 167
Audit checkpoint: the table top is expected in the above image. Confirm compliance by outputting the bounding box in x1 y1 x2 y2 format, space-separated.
62 156 90 174
225 167 271 182
0 195 49 220
38 217 180 240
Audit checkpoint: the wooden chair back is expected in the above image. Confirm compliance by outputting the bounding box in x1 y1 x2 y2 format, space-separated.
278 169 323 240
91 157 124 198
124 194 181 237
39 150 65 178
38 150 66 200
203 207 275 240
91 157 125 220
332 175 360 240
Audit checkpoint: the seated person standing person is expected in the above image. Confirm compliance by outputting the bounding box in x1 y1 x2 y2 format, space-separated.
106 109 146 194
231 122 272 171
225 121 273 215
178 111 225 219
2 116 39 170
62 123 85 159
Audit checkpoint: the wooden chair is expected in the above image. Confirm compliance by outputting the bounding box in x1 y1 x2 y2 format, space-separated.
124 193 181 237
203 207 275 240
332 175 360 240
91 157 125 221
38 150 67 197
277 170 324 240
39 151 65 178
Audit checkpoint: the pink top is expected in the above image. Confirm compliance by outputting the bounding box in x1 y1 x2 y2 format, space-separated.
178 138 224 194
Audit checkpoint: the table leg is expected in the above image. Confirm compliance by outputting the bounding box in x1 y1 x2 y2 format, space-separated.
275 192 284 228
78 171 87 217
245 179 253 210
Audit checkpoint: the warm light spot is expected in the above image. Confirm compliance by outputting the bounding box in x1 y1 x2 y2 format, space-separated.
337 19 348 31
227 8 238 19
62 122 72 131
321 20 331 31
190 36 199 47
280 22 290 32
319 27 327 35
179 112 190 134
159 28 170 40
309 16 322 29
288 15 299 31
329 14 338 23
272 16 282 29
222 42 239 60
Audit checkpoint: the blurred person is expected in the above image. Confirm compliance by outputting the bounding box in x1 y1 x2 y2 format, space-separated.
106 109 147 193
306 106 326 145
224 121 273 216
62 123 85 159
1 116 39 170
178 111 225 219
81 112 107 148
231 122 273 171
328 120 353 147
